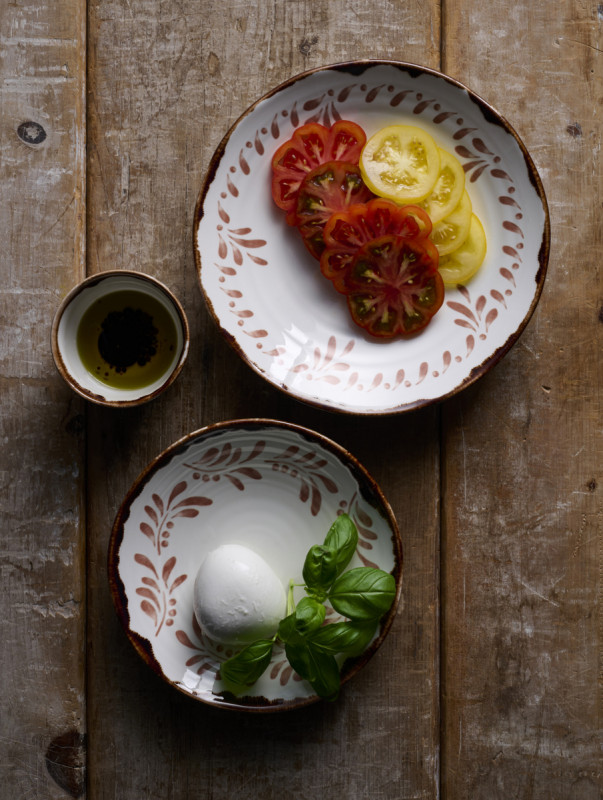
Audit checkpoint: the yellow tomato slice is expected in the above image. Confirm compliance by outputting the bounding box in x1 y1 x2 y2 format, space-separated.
431 190 472 256
418 148 465 223
360 125 441 203
438 214 487 285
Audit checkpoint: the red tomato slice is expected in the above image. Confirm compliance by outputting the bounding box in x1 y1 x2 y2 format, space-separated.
344 234 444 337
271 120 367 213
293 161 374 259
320 198 433 292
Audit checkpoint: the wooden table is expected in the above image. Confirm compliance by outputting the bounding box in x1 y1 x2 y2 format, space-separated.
2 1 601 797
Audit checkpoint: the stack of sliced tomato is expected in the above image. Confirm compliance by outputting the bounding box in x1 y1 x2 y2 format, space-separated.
271 120 449 338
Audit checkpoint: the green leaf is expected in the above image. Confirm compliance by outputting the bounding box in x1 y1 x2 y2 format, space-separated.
293 597 326 636
277 612 298 643
328 567 396 621
285 640 341 700
277 597 326 643
220 638 274 690
308 620 377 656
323 513 359 577
302 544 338 596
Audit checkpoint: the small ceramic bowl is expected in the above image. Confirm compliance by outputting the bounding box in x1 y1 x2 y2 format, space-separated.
108 418 403 711
51 271 189 406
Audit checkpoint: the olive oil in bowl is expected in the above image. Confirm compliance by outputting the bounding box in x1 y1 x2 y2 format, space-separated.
77 290 178 390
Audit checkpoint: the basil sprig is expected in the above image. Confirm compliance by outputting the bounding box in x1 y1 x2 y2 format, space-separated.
219 513 396 700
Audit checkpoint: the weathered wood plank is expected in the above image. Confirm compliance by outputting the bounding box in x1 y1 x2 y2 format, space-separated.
85 2 442 798
442 2 602 797
0 0 87 797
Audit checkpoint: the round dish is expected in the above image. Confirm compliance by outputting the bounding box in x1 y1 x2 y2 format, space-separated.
108 419 402 712
52 271 189 407
194 60 549 415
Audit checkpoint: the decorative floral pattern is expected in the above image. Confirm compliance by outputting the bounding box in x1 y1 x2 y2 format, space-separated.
195 63 548 413
139 481 213 555
184 437 339 516
135 553 188 635
134 481 212 635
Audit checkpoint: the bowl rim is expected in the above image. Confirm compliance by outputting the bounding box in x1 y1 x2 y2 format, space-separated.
192 58 550 416
108 417 404 712
51 269 190 407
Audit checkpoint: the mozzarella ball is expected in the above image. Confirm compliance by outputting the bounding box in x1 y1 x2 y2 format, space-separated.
193 544 286 645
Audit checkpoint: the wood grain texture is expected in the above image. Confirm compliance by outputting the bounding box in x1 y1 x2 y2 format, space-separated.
0 0 87 797
4 0 602 797
85 2 442 798
442 1 602 797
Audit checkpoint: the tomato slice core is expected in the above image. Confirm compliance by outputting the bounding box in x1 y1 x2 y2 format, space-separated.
320 198 432 292
293 161 374 259
345 235 443 337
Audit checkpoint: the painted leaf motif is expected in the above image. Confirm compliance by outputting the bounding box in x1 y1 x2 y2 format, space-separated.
172 496 212 510
162 556 176 583
136 587 160 610
356 506 373 527
234 467 262 479
299 479 310 503
447 301 478 324
310 485 321 516
225 474 245 491
314 473 338 493
469 164 489 182
242 440 265 462
140 522 155 544
168 482 187 506
170 574 187 593
140 600 158 624
135 553 158 576
144 505 158 524
175 629 198 649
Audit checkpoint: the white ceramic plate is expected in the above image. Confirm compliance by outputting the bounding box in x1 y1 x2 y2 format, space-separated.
194 61 549 415
108 419 402 712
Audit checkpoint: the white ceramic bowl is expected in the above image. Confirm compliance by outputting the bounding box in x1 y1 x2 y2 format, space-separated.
51 270 189 406
194 60 549 415
108 419 402 711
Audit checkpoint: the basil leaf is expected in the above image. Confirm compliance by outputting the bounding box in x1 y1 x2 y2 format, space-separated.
277 598 325 642
220 638 274 690
328 567 396 621
277 612 298 643
293 597 326 636
323 513 359 577
308 620 377 656
302 544 338 596
285 640 341 700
